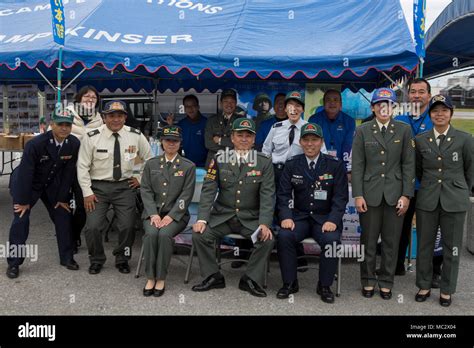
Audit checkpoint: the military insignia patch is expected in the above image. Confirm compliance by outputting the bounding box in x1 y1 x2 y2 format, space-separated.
129 127 141 135
411 139 415 148
60 155 72 160
174 170 184 177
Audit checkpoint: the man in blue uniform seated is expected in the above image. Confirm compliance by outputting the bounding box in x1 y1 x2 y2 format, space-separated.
276 123 348 303
6 110 80 279
308 89 355 176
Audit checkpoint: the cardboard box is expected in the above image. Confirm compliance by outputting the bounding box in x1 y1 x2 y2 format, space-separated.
23 134 37 148
0 133 24 150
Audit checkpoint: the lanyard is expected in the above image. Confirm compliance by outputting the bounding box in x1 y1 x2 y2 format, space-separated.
408 113 428 136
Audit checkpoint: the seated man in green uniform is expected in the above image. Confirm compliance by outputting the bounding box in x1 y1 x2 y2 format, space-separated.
191 118 275 297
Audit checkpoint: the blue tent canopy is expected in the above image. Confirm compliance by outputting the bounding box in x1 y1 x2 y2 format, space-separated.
424 0 474 77
0 0 418 92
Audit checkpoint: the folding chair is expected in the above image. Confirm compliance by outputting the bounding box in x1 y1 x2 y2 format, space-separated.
184 233 270 288
297 238 342 296
135 226 193 278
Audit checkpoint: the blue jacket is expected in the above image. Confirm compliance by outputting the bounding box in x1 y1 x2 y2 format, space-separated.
277 153 348 226
9 131 80 205
178 114 208 168
308 110 355 171
394 108 433 190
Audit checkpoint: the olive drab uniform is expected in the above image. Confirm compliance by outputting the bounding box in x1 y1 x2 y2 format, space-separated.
415 126 473 294
192 152 275 287
352 119 415 289
204 112 240 166
140 153 196 280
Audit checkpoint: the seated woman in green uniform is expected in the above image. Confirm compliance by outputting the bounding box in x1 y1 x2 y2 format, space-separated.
140 125 196 297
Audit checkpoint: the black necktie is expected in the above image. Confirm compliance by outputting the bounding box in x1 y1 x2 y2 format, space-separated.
309 161 316 172
167 161 172 169
56 145 61 154
112 133 121 181
289 125 296 145
438 134 446 148
381 125 387 138
239 158 246 171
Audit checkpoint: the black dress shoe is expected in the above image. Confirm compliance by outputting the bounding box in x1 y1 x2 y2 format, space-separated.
380 289 392 300
61 260 79 271
297 258 308 272
6 265 19 279
415 290 431 302
143 287 154 297
276 281 299 299
116 262 130 274
439 295 451 307
238 275 267 297
192 273 226 292
153 286 165 297
317 282 335 303
432 273 441 289
395 264 406 276
88 263 103 275
361 287 375 298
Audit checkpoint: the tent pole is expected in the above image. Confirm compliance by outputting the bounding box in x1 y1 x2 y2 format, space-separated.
35 68 57 90
419 58 424 78
63 67 87 91
153 78 159 137
57 47 63 106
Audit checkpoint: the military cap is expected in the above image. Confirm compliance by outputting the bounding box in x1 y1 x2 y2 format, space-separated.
51 108 73 124
103 100 128 115
428 94 454 113
301 122 323 138
161 125 182 140
232 117 256 134
285 90 305 107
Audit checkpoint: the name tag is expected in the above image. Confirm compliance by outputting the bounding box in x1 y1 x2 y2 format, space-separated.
96 149 108 153
314 190 328 201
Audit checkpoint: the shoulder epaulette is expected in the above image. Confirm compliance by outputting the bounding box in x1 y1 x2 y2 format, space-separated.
87 129 100 137
129 127 141 135
273 122 283 128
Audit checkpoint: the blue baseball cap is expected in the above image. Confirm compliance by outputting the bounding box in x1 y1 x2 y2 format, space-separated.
428 94 453 113
371 88 397 105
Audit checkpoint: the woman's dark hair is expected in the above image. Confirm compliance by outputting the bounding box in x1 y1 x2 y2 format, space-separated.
74 85 100 108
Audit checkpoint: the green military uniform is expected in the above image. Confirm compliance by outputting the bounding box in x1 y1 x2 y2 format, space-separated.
140 128 196 280
415 124 473 294
352 118 415 289
204 112 240 166
193 119 275 287
77 101 152 268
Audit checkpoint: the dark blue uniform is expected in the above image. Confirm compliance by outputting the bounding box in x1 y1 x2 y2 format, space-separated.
277 153 348 286
7 131 80 267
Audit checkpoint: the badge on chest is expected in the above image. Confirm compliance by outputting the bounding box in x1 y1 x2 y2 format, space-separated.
314 181 327 201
